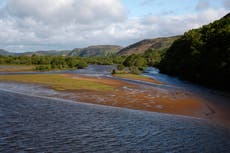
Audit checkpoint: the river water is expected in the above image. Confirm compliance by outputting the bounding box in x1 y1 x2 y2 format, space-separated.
0 65 230 152
0 90 230 152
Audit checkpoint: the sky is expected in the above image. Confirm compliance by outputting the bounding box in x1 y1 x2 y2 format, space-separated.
0 0 229 52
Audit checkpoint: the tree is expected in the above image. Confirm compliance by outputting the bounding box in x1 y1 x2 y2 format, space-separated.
159 13 230 90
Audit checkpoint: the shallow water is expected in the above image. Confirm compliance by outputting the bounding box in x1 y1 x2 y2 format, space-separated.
144 67 230 115
0 90 230 152
75 65 116 77
0 64 116 76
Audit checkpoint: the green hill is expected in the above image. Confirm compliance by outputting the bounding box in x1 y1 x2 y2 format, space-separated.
69 45 122 57
0 45 122 57
117 36 181 55
17 50 71 56
159 13 230 90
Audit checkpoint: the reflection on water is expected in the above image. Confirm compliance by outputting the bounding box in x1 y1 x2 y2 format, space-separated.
0 90 230 152
143 67 186 86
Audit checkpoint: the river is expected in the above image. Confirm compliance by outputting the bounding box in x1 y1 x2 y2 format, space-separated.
0 65 230 152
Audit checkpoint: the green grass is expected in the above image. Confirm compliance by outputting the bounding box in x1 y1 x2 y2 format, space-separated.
0 74 113 91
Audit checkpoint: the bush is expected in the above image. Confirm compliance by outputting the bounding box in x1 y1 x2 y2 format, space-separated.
112 69 116 75
117 64 125 71
130 66 141 75
35 65 51 71
76 60 88 69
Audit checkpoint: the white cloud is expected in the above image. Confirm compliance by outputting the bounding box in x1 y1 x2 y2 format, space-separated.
5 0 126 24
0 0 228 52
103 8 228 44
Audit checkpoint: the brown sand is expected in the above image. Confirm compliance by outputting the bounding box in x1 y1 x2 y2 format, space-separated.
59 74 215 120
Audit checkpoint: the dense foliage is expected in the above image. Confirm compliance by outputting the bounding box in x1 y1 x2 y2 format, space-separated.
0 54 126 71
159 13 230 90
114 49 165 74
0 47 164 73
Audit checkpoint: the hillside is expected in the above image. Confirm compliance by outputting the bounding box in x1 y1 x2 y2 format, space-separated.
69 45 122 57
17 50 71 56
117 36 181 55
159 13 230 90
0 49 13 56
0 45 122 57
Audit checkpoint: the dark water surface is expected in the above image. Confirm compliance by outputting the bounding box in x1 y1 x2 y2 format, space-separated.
0 90 230 153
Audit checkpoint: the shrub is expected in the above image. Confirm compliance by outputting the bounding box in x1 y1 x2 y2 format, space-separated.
35 65 51 71
117 64 125 71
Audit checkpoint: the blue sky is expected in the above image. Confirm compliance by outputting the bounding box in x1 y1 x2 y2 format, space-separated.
0 0 6 8
122 0 224 17
0 0 228 52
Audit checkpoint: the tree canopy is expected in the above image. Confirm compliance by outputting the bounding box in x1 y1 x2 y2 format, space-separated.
159 13 230 90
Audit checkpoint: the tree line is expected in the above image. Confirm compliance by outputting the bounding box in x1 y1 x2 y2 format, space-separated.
159 13 230 90
0 48 165 73
115 49 165 74
0 54 126 71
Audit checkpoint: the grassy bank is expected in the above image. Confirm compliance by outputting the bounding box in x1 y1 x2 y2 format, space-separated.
0 74 113 91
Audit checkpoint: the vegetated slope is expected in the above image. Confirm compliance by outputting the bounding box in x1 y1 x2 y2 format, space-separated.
69 45 122 57
159 13 230 90
117 36 181 55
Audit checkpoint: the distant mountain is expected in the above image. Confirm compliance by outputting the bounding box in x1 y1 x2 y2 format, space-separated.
0 49 13 56
17 50 71 56
117 36 181 55
0 45 122 57
69 45 122 57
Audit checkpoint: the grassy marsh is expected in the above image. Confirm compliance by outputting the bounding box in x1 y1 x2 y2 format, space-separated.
0 74 113 91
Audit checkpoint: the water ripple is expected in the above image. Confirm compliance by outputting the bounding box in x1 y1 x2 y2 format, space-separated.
0 90 230 152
